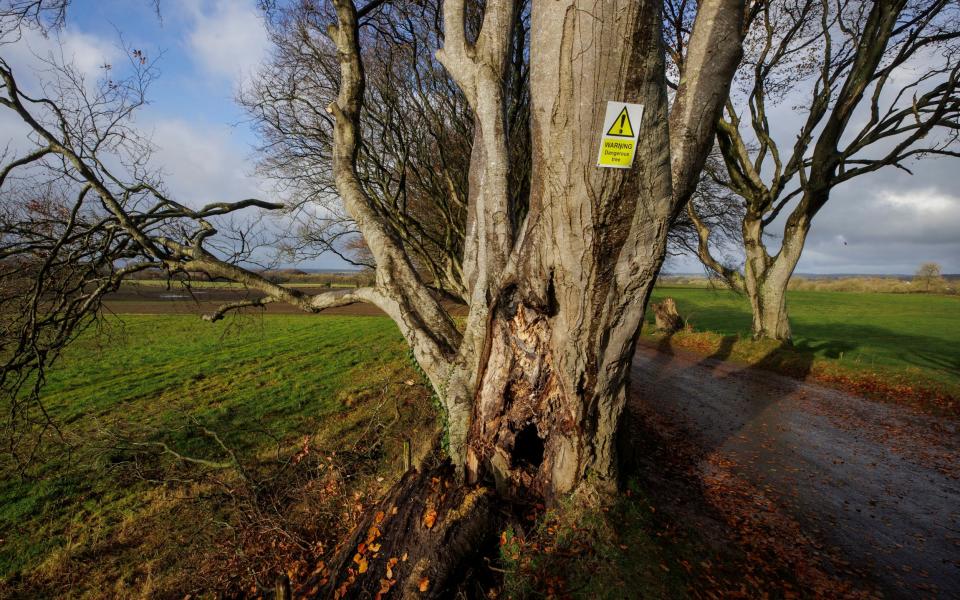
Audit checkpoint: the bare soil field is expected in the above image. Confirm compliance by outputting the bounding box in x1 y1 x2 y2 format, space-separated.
104 284 388 316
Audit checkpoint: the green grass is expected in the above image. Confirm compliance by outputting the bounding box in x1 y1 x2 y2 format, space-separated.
3 290 958 596
0 314 430 597
647 287 960 392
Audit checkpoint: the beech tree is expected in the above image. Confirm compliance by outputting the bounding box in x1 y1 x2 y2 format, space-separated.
242 0 532 299
686 0 960 341
245 0 741 300
1 0 747 594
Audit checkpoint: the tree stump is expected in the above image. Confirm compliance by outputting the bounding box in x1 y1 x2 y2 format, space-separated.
651 298 684 333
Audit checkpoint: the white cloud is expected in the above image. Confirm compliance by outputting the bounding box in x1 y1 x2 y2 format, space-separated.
145 118 269 206
878 188 957 213
3 26 119 82
0 26 120 157
59 30 120 77
143 118 359 269
775 174 960 273
668 167 960 275
182 0 269 85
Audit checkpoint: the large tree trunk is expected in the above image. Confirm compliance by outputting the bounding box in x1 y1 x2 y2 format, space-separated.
742 210 809 342
313 0 745 595
459 0 672 499
745 263 792 341
458 0 742 500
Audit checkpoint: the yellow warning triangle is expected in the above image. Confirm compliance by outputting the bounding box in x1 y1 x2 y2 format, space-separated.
606 106 634 137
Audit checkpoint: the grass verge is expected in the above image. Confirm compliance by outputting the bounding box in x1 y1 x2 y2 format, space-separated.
646 287 959 416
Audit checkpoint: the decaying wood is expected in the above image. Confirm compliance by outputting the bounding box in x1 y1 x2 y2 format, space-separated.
1 0 746 500
308 0 748 594
299 462 496 599
314 0 750 546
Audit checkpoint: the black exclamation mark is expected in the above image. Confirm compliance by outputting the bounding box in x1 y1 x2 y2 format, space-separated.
618 114 626 134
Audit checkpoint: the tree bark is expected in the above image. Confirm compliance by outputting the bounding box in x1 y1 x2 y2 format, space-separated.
453 0 675 501
742 209 808 342
745 263 792 341
309 461 497 599
313 0 746 595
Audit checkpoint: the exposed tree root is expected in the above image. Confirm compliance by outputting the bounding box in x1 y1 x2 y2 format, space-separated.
298 461 500 599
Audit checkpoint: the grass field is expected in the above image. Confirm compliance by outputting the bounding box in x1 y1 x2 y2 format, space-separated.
645 287 960 407
0 313 724 598
0 314 436 598
2 289 958 596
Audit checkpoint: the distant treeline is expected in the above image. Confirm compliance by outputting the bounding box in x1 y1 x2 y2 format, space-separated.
658 275 957 295
260 269 375 287
787 276 955 294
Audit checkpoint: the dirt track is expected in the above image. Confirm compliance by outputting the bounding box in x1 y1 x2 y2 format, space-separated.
628 340 960 597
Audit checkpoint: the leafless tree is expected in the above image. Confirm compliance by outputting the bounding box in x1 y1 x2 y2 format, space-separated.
666 152 746 283
0 7 283 464
242 0 530 300
914 261 944 292
2 0 747 594
248 0 733 296
683 0 960 340
310 0 746 593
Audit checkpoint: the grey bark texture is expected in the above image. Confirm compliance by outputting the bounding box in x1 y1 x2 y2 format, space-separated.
0 0 744 502
1 1 747 596
324 0 746 501
314 3 746 590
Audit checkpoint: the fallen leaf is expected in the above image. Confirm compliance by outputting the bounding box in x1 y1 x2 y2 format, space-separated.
358 556 369 574
419 577 430 592
423 508 437 529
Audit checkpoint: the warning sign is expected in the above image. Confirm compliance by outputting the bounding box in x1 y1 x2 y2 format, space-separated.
606 106 635 137
597 101 643 168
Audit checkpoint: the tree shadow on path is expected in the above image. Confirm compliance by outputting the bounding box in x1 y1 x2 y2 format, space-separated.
641 333 862 455
612 334 878 596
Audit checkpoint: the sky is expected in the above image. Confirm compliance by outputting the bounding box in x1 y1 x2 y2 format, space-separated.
2 0 958 274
